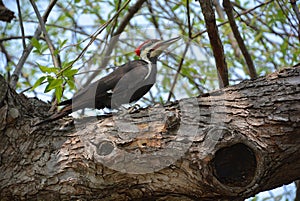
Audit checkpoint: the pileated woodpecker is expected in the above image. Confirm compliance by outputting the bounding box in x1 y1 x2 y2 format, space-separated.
35 36 180 125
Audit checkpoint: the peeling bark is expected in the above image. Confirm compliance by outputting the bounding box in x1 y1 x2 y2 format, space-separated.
0 67 299 200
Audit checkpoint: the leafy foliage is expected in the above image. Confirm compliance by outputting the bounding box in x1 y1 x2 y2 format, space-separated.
0 0 298 103
0 0 298 199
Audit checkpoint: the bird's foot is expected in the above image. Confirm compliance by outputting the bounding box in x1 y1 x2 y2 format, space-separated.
127 104 141 114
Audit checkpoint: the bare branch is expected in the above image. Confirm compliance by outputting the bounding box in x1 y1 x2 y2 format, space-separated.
186 0 192 39
55 0 132 79
213 0 241 58
82 0 147 87
290 0 300 26
167 43 189 102
223 0 257 79
10 0 58 89
192 0 275 39
0 35 34 42
29 0 61 69
289 0 300 42
198 0 229 88
146 1 163 38
16 0 26 50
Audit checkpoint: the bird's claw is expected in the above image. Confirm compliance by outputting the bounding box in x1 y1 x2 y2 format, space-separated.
127 104 141 114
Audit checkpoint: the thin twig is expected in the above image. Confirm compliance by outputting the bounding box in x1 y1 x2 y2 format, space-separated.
146 0 163 38
290 0 300 31
110 0 122 38
223 0 257 79
186 0 192 39
56 0 131 78
0 35 33 42
29 0 61 69
277 0 298 35
16 0 26 49
233 3 296 46
82 0 146 87
192 0 275 39
167 42 190 102
10 0 58 89
287 0 300 42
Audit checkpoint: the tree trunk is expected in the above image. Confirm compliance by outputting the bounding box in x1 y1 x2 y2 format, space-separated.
0 66 299 200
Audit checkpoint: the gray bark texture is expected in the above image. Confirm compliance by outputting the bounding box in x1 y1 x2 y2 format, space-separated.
0 66 299 200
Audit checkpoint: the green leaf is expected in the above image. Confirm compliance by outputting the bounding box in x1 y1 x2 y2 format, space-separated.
62 60 75 69
31 38 41 50
58 39 68 48
56 60 75 77
55 86 63 103
40 45 48 54
66 79 76 90
54 49 60 56
31 76 46 90
63 68 78 77
254 32 263 42
172 4 180 11
45 77 63 92
39 65 59 73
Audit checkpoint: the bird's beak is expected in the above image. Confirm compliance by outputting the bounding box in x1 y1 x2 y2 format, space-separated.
151 36 181 57
160 36 181 47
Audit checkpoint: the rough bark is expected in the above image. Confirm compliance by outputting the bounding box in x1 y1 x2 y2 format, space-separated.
0 66 299 200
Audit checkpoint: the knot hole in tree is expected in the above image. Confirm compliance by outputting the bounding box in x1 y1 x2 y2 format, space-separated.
96 141 115 156
211 143 257 187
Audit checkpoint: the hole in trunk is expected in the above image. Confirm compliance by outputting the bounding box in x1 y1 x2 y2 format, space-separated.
212 143 257 187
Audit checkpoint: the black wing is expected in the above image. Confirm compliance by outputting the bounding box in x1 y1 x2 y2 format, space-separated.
110 61 157 109
60 60 149 111
35 60 153 125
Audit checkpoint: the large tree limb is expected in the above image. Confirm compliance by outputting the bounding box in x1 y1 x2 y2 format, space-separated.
0 66 299 200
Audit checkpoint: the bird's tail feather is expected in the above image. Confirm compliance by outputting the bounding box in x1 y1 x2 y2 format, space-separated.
58 99 72 106
34 104 73 126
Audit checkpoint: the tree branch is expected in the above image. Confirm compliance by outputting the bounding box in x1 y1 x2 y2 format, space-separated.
146 0 163 38
213 0 241 58
167 42 189 102
16 0 26 49
290 0 300 42
223 0 257 79
29 0 61 69
0 35 34 42
0 67 299 200
83 0 146 87
10 0 58 89
192 0 275 39
198 0 229 88
186 0 192 39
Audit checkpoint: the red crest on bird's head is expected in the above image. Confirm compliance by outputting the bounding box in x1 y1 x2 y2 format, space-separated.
135 37 180 60
135 40 153 56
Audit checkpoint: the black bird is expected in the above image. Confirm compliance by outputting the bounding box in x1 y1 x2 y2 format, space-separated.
36 36 180 125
